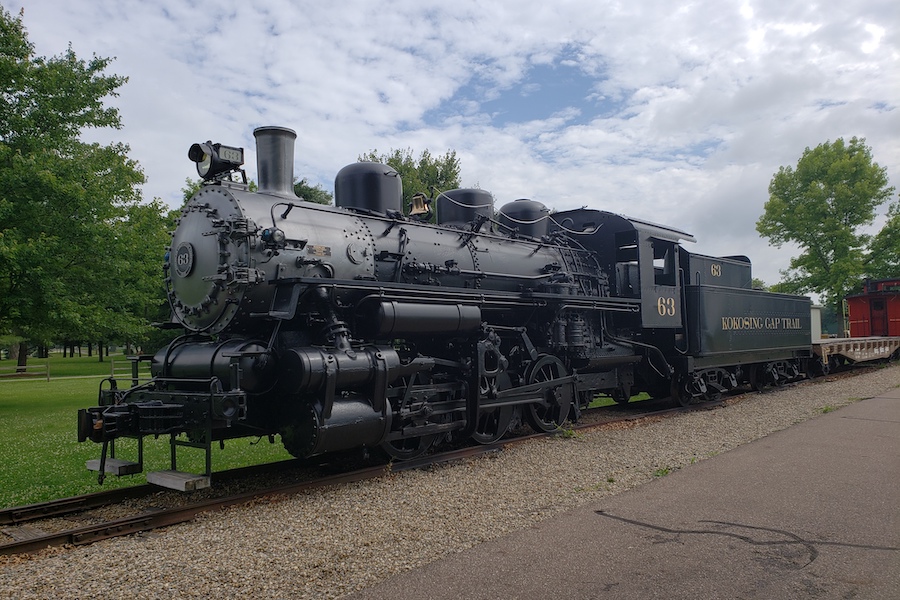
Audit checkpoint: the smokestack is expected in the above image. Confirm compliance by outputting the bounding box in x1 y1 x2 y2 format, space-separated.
253 126 297 197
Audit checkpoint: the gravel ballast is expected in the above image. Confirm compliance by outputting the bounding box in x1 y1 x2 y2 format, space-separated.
2 365 898 599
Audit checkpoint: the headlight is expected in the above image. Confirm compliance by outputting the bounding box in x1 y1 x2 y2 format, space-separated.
188 141 244 181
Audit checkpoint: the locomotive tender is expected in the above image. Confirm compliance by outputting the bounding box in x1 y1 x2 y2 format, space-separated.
78 126 812 488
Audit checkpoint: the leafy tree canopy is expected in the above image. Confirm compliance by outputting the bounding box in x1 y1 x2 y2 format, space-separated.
182 176 328 206
180 177 203 204
750 278 767 290
0 13 123 153
294 177 332 205
0 7 167 354
866 202 900 280
756 137 897 309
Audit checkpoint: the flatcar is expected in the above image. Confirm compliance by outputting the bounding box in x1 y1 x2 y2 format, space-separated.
811 278 900 373
77 126 814 490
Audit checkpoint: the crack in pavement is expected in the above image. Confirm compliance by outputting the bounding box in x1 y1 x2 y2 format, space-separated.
596 510 899 569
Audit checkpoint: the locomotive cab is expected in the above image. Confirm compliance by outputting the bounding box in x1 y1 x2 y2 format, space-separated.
615 228 684 329
549 208 693 330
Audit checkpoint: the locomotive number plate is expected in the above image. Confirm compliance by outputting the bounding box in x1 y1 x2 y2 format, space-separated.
174 242 195 277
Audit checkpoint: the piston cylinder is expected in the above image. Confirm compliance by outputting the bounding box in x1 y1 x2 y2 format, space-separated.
289 398 391 457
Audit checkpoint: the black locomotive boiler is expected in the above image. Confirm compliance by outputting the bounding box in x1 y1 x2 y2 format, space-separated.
78 126 812 488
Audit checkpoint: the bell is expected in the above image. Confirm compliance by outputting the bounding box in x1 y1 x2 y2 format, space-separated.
409 192 431 216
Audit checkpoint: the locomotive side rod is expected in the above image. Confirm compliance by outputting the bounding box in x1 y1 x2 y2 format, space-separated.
478 374 578 410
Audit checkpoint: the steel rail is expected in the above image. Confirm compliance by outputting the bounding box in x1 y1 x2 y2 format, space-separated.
0 485 154 527
0 445 503 556
0 458 306 527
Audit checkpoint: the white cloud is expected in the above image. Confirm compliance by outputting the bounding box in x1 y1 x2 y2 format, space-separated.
861 24 886 53
8 0 899 288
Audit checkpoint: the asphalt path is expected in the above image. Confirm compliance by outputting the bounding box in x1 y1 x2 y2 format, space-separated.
350 389 900 599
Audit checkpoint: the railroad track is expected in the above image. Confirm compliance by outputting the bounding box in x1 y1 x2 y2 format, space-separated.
0 458 313 528
2 374 856 558
0 444 508 557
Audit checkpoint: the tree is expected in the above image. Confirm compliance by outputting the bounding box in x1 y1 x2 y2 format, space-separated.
294 177 332 205
358 148 461 215
0 7 166 363
866 202 900 280
756 137 896 310
750 278 767 290
183 175 327 205
181 177 203 203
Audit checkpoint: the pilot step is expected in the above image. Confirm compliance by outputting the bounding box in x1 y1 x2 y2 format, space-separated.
146 470 211 492
85 458 142 476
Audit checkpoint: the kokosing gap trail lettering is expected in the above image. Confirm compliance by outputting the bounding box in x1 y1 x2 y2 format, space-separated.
721 317 804 331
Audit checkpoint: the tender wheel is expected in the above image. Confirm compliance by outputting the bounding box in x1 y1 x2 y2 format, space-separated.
703 389 722 402
700 370 726 402
829 356 844 372
380 434 438 460
748 365 765 391
471 405 515 444
524 356 572 433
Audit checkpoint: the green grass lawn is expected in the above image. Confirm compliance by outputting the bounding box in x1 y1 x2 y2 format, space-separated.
0 353 293 509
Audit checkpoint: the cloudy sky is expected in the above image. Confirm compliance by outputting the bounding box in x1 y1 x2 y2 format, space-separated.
9 0 899 286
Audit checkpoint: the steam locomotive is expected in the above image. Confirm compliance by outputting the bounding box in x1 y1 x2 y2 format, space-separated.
78 126 812 488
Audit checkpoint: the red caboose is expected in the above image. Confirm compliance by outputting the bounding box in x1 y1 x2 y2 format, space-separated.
846 278 900 337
